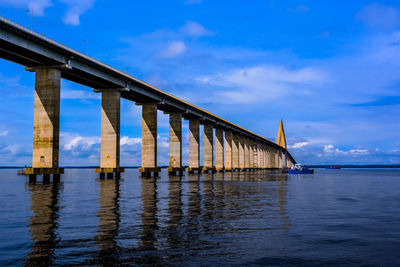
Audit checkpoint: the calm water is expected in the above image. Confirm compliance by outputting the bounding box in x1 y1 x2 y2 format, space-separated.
1 168 400 266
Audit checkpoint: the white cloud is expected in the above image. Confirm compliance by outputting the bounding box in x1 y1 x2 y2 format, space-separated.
0 0 96 25
0 131 8 137
357 3 400 29
59 0 96 26
196 65 326 104
323 144 334 153
160 41 187 58
0 0 52 16
157 134 169 149
289 141 308 149
323 144 369 156
61 132 99 151
120 136 141 146
0 144 23 155
180 21 213 37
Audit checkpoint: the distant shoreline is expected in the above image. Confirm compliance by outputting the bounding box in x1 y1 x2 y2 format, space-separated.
0 165 399 169
308 165 400 169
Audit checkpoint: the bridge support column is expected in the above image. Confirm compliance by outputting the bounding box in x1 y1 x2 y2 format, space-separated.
253 143 259 170
139 103 160 177
25 68 64 180
167 112 184 176
244 138 250 170
232 133 239 171
275 149 280 169
224 130 232 171
203 124 215 173
278 149 283 169
239 136 245 171
260 146 264 169
95 90 124 178
215 128 224 172
269 148 275 169
188 119 201 174
265 147 271 169
249 140 254 170
262 145 267 170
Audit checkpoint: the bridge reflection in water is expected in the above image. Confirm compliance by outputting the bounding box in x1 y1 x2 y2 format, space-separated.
94 177 121 265
23 171 290 265
24 180 61 266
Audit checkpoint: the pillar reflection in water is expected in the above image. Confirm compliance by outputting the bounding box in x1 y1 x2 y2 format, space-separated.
202 173 215 233
187 174 201 239
214 173 225 217
167 176 183 248
24 181 61 266
95 178 121 264
140 178 158 250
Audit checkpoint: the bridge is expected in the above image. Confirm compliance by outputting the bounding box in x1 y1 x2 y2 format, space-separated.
0 16 295 181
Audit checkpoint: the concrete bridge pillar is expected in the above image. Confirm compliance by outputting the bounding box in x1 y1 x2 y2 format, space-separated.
239 136 245 170
95 90 124 179
167 112 184 175
278 149 282 169
253 143 258 169
262 147 265 169
188 119 201 174
274 148 279 169
244 138 250 170
215 128 224 171
139 103 160 177
203 124 214 173
224 130 232 171
264 147 268 169
25 68 64 181
269 148 275 169
266 147 271 169
249 140 254 170
232 133 239 171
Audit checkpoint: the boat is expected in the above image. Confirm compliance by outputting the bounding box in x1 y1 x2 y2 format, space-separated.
288 164 314 174
327 165 341 169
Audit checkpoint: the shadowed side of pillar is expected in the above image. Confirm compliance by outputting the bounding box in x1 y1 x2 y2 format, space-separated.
188 119 201 174
203 124 215 173
215 128 224 171
224 131 232 171
249 140 254 170
244 138 250 170
239 136 245 171
253 143 259 170
232 133 239 171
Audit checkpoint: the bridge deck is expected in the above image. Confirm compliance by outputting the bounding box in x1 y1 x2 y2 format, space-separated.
0 16 294 162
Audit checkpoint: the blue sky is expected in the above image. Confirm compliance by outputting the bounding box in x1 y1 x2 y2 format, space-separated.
0 0 400 166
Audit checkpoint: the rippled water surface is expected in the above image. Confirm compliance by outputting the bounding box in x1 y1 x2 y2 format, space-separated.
1 168 400 266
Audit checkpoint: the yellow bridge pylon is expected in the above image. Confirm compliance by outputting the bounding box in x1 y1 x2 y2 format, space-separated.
276 120 287 149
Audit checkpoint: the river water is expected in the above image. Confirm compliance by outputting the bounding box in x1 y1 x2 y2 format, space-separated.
0 168 399 266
